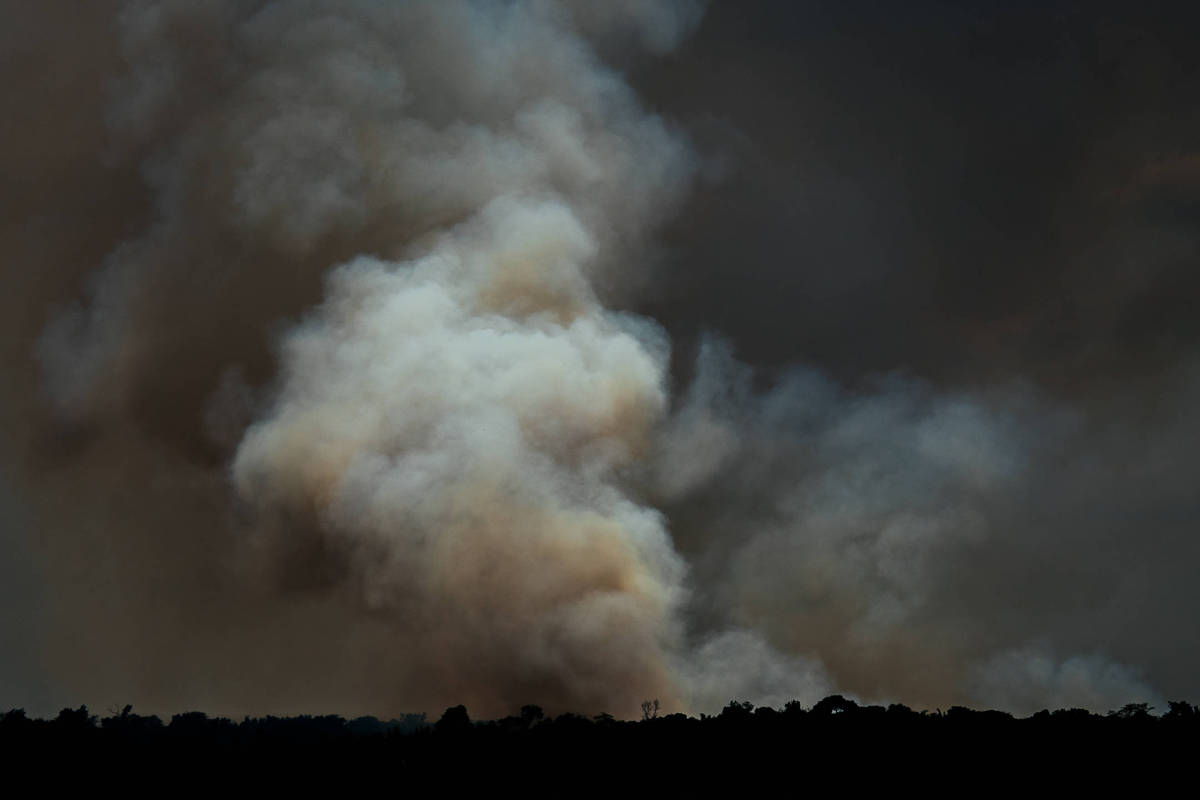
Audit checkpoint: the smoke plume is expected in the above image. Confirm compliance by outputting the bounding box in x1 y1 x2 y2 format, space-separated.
12 0 730 719
4 0 1197 718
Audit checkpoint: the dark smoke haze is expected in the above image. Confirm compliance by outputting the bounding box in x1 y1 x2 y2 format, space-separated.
3 0 1198 719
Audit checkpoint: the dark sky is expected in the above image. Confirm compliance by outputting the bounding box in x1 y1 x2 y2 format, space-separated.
630 0 1200 394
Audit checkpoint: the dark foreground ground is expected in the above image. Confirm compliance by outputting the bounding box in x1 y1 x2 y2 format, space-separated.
4 696 1197 785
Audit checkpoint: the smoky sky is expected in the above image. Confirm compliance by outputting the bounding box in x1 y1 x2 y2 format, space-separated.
630 0 1200 711
3 0 1199 719
633 0 1200 390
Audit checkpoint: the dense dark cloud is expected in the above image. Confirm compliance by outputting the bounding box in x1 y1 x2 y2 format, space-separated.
2 0 1198 718
632 0 1200 389
625 0 1200 712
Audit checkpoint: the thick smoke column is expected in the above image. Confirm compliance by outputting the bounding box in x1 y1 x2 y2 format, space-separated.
4 0 1192 718
22 0 748 718
231 205 689 713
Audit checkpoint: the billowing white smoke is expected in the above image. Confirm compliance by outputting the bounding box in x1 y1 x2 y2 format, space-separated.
40 0 697 424
231 199 690 713
12 0 1170 718
31 0 824 718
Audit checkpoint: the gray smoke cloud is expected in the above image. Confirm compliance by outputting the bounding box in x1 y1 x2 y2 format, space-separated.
12 0 800 719
654 337 1195 712
3 0 1194 719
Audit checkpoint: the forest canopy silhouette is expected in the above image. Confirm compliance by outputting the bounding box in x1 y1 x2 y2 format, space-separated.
5 696 1198 779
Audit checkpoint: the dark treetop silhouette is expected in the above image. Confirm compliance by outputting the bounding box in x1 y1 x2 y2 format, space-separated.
4 695 1197 783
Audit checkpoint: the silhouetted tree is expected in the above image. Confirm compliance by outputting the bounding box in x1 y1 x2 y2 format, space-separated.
1165 701 1197 720
783 700 807 717
1 709 27 724
1110 703 1153 720
811 695 858 716
101 704 163 736
720 701 754 721
55 705 97 730
435 705 471 734
0 709 30 733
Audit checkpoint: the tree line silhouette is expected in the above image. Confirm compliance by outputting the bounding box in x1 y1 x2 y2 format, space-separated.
4 695 1197 780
